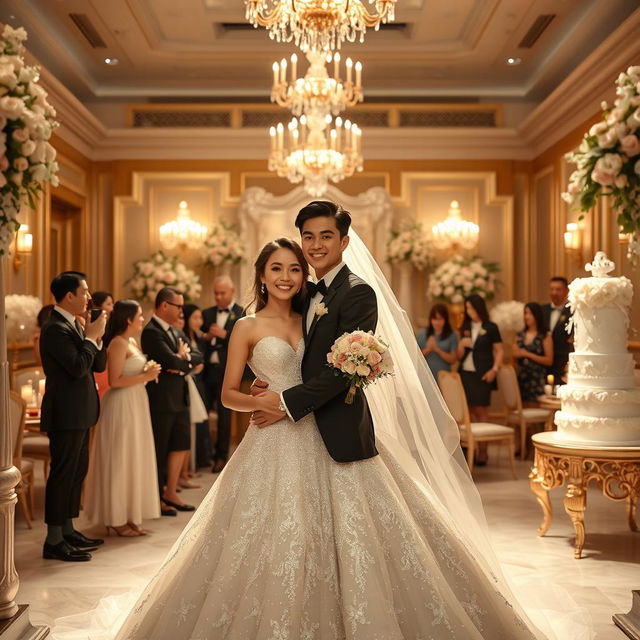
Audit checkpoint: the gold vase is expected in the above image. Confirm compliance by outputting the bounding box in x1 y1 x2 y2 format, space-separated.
447 303 465 332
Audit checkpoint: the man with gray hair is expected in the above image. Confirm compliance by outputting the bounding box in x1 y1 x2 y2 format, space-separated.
202 276 246 472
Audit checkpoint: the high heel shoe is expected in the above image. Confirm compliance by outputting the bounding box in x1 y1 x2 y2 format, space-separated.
127 522 149 536
106 525 140 537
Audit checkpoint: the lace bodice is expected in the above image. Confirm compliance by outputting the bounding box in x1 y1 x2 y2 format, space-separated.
248 336 304 393
121 348 147 377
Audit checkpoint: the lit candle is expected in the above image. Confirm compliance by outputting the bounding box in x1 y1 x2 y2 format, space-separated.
20 384 33 405
280 58 287 84
269 126 276 152
333 52 340 80
38 378 45 398
355 61 362 88
276 122 284 151
547 374 554 385
330 128 337 150
346 57 353 84
290 53 297 82
272 61 279 87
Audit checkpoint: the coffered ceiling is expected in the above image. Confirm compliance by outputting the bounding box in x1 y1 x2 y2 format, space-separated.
1 0 637 104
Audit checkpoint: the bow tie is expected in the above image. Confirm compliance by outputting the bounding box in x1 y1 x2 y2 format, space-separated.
307 280 328 297
218 308 230 314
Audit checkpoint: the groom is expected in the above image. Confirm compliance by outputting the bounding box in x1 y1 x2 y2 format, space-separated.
252 200 379 463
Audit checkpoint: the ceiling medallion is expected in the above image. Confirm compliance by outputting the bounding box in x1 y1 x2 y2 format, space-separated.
245 0 397 51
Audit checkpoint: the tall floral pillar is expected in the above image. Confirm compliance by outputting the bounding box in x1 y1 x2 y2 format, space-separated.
0 22 58 636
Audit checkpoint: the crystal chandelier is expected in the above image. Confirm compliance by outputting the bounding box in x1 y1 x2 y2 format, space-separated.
431 200 479 251
269 113 362 196
245 0 397 51
159 201 208 250
272 50 362 117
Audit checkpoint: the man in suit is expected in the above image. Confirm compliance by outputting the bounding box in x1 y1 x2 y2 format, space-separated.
142 287 203 515
40 271 107 562
202 276 245 473
541 276 573 383
252 201 379 464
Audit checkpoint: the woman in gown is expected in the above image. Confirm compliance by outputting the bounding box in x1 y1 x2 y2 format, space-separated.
84 300 162 537
112 238 544 640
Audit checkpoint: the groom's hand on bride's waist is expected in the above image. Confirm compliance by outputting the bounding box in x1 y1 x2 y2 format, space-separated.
250 378 269 396
252 390 286 428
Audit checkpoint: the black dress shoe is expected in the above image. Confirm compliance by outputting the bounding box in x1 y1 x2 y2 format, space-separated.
64 530 104 548
163 499 195 512
161 507 177 517
43 541 91 562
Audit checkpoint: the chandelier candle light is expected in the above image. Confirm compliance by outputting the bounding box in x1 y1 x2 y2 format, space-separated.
269 114 362 196
245 0 397 51
271 51 363 117
431 200 480 251
159 201 208 251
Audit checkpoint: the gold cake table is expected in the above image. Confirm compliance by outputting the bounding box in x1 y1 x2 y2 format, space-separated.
529 431 640 559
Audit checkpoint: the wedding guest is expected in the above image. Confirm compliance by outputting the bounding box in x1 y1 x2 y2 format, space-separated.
34 304 54 366
456 294 503 464
512 302 554 406
91 291 114 399
541 276 573 383
40 271 107 562
183 304 211 472
142 287 203 516
84 300 161 537
417 303 458 379
202 276 246 473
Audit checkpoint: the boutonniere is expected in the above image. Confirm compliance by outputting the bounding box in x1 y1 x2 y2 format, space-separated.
229 312 236 322
314 302 329 317
479 328 487 336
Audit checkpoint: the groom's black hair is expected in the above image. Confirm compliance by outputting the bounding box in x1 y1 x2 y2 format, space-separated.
295 201 352 238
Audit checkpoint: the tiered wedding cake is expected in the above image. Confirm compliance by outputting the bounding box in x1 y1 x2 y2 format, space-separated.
554 252 640 446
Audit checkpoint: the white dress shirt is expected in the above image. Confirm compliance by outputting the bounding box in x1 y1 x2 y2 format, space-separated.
209 301 235 364
462 322 482 372
305 262 345 332
152 314 177 345
549 304 565 332
54 305 101 350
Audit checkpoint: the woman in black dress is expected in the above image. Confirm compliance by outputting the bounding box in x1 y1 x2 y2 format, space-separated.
456 295 503 463
512 302 553 406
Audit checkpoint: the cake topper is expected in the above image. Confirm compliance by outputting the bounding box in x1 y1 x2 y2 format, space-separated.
585 251 615 277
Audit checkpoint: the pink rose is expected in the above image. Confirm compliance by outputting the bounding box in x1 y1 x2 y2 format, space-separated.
349 333 363 343
12 128 28 143
162 272 175 283
620 134 640 157
0 155 8 172
367 351 382 366
615 174 628 188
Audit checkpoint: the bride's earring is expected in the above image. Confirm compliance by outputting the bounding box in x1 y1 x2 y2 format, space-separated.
261 283 266 295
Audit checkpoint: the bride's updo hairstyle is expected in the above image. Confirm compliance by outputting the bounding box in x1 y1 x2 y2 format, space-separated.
251 237 308 314
104 299 140 348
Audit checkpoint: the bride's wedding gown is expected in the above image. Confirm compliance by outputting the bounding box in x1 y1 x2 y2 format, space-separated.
114 336 538 640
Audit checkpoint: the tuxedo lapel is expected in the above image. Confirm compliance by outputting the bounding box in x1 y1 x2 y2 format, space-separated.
52 310 82 345
302 296 311 344
150 317 178 353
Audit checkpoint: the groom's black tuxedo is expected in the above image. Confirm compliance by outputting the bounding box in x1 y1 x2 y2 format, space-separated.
282 265 379 463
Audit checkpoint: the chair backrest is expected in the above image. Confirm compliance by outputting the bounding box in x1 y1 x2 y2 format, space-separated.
8 391 26 465
11 366 45 394
437 371 469 426
497 364 521 412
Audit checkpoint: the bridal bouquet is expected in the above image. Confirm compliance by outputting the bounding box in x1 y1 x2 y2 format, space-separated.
0 25 59 255
200 221 245 269
4 293 41 342
386 221 434 270
327 330 394 404
127 250 202 302
428 255 499 304
562 65 640 263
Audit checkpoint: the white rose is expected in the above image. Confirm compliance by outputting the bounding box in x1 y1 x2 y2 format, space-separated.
30 163 47 181
444 285 454 297
11 171 23 186
44 143 56 163
452 293 464 304
453 274 465 286
356 364 370 377
0 64 17 90
21 140 36 156
337 336 350 352
343 361 357 375
0 173 6 188
473 277 485 287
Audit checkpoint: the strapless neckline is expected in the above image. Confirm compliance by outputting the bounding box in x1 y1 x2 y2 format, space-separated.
253 335 304 355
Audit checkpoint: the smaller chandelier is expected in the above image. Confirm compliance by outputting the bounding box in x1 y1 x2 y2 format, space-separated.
431 200 479 251
245 0 397 51
272 51 362 118
269 114 362 196
159 201 208 250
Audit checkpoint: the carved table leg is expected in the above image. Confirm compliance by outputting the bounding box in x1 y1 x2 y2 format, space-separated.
564 483 587 559
628 496 638 533
529 466 553 536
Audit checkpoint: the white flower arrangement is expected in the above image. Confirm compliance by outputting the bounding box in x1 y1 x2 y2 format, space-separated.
562 65 640 263
0 25 59 255
428 255 499 304
490 300 525 334
200 221 245 269
126 250 202 303
386 221 434 270
4 293 42 343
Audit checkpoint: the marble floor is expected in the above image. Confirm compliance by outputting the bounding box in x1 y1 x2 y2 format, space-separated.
13 450 639 639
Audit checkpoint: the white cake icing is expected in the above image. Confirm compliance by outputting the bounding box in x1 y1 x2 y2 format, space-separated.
554 252 640 446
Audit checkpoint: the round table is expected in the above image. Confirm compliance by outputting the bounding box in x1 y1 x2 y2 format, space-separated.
536 395 561 430
529 431 640 558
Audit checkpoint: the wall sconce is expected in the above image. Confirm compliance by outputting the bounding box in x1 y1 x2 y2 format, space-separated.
563 222 581 251
13 224 33 271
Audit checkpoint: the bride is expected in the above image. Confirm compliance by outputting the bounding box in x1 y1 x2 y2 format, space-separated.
112 205 552 639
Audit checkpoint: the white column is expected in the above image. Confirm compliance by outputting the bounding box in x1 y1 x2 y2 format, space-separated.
396 262 414 320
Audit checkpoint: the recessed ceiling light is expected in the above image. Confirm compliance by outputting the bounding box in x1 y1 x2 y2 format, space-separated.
104 57 119 65
506 57 522 66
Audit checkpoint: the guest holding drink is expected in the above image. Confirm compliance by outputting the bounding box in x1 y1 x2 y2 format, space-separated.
84 300 161 537
417 303 458 379
457 294 503 464
512 302 553 407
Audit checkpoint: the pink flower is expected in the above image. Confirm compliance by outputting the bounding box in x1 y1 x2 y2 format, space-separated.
620 134 640 157
349 333 364 343
12 128 28 143
0 155 8 172
367 351 382 366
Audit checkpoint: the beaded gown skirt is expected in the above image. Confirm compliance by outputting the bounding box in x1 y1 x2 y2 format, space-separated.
114 336 539 640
